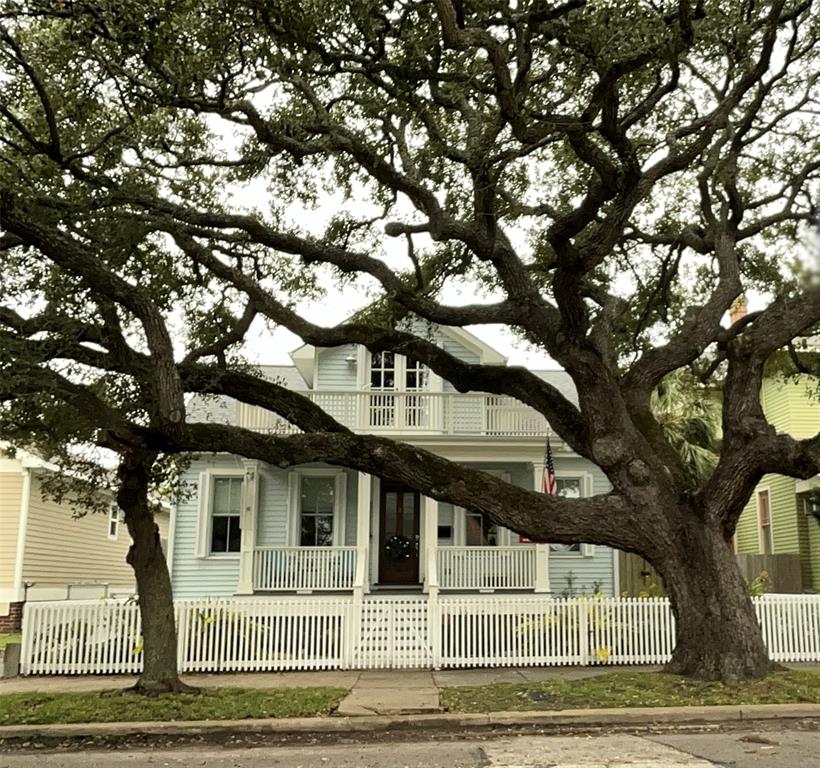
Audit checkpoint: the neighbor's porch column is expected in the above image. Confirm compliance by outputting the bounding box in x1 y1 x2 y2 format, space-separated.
237 460 260 595
533 461 551 594
355 472 371 595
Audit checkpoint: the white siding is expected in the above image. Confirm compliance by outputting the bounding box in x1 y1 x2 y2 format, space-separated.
316 345 358 389
171 456 242 598
255 465 289 547
547 458 615 596
0 473 22 590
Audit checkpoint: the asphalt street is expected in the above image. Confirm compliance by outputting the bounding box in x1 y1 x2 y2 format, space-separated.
3 730 820 768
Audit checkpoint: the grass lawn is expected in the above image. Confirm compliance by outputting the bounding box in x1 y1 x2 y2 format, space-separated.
0 634 21 651
0 686 347 726
442 670 820 713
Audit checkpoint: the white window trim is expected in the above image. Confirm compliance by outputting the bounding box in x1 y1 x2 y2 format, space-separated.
107 506 120 541
357 347 443 393
549 472 595 557
196 467 245 560
287 469 348 547
757 487 774 554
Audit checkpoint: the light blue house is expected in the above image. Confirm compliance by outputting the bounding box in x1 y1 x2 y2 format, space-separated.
169 328 616 602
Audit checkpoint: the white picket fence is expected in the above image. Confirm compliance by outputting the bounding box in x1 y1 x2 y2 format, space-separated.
20 593 820 675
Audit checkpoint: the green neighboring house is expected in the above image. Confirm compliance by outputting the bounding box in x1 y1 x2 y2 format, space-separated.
735 370 820 592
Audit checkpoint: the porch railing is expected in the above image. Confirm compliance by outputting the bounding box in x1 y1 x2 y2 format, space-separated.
437 546 537 591
238 391 551 437
253 547 357 592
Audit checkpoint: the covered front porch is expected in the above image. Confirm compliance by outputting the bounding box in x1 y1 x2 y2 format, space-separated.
236 464 554 597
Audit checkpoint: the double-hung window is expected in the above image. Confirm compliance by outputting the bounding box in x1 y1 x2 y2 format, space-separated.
300 475 336 546
289 471 347 547
211 476 242 554
549 477 583 553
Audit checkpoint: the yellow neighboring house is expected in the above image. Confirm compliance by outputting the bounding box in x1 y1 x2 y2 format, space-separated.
735 371 820 592
0 449 170 632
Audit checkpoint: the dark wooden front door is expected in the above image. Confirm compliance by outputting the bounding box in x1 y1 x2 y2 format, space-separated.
378 483 420 584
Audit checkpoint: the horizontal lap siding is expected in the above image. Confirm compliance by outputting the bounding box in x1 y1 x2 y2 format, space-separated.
547 458 615 597
440 335 479 392
736 494 760 554
737 376 818 567
172 457 242 598
255 467 289 548
763 375 819 439
317 345 357 389
0 473 23 590
22 476 134 590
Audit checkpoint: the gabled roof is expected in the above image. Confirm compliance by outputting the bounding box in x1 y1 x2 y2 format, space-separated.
531 370 579 407
290 326 507 384
0 443 58 471
186 366 306 424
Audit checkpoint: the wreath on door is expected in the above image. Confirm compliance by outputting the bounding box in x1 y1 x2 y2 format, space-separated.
385 535 412 560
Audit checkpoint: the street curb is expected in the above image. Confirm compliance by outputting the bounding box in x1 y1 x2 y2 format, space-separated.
1 703 819 741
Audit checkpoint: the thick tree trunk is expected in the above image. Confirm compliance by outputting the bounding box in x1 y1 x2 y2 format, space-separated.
118 453 196 695
660 522 775 682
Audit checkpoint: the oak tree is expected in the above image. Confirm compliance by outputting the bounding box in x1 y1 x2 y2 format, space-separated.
2 0 820 681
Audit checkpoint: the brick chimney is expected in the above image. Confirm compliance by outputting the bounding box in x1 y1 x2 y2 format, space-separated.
730 297 748 325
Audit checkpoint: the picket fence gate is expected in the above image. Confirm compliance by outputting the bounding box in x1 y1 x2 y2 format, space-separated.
19 593 820 675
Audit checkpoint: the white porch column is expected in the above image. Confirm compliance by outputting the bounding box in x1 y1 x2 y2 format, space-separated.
237 461 259 595
533 461 551 593
355 472 371 595
422 495 441 667
422 496 439 594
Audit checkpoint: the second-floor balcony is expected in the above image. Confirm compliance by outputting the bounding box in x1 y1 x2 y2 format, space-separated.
238 390 550 437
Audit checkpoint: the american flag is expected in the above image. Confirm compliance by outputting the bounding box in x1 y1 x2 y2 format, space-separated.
542 437 557 495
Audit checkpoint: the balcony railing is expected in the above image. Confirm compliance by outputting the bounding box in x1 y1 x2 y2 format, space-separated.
238 391 550 437
253 547 357 592
437 546 537 591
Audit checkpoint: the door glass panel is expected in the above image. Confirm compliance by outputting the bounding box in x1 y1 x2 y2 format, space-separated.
402 492 415 535
384 492 398 535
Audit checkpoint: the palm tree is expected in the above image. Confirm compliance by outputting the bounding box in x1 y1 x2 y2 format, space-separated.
651 371 722 490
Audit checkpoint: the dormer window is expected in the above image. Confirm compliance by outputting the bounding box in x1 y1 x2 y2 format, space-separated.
365 351 437 429
369 352 429 391
370 351 397 390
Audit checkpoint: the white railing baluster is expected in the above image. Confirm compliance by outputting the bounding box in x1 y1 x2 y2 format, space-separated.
238 391 551 437
251 547 357 591
437 546 536 590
